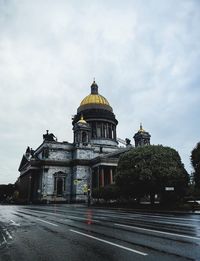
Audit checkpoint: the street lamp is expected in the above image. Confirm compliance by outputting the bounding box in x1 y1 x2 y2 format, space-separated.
28 175 32 204
87 188 91 207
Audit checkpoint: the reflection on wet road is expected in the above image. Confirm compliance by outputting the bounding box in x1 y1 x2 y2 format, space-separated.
0 204 200 261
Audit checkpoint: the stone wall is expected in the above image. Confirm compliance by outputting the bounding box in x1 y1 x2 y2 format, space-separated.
41 166 72 202
72 165 91 202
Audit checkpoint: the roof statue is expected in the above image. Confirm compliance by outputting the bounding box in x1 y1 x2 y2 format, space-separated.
43 130 56 142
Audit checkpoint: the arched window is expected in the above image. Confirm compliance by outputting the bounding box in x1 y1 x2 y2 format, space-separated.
53 172 66 197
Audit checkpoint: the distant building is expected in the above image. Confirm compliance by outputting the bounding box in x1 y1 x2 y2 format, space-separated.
17 81 151 203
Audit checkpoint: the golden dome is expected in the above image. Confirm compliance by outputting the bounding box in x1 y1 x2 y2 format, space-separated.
77 81 113 113
80 94 110 106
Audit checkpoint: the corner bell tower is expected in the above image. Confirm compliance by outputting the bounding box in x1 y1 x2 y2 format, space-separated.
133 124 151 147
73 116 91 146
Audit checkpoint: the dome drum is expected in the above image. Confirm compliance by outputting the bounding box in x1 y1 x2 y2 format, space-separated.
72 109 118 126
90 121 116 140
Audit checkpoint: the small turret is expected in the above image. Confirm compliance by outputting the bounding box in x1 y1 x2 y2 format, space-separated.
133 123 151 147
73 115 91 146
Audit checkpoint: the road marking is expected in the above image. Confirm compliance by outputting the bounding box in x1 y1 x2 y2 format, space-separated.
115 223 200 241
1 232 7 244
3 229 12 240
70 229 148 256
36 218 58 227
96 212 196 227
130 213 200 222
128 217 196 227
10 220 20 226
20 209 100 224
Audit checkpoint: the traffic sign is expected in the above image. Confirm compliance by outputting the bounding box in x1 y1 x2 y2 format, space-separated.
83 184 88 192
165 187 174 191
74 180 80 185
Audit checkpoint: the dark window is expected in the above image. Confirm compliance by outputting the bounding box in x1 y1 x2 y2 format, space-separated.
82 132 87 143
42 148 49 158
91 122 96 138
54 177 56 191
102 124 106 138
108 124 112 139
57 178 63 196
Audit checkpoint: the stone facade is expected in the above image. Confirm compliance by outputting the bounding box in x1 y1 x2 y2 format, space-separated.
17 81 151 203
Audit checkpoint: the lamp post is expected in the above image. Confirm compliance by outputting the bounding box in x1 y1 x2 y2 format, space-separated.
87 188 91 207
28 175 32 204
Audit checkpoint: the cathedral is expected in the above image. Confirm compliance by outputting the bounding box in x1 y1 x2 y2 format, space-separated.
18 81 151 203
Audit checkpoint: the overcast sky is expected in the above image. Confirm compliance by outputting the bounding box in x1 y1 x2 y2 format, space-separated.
0 0 199 184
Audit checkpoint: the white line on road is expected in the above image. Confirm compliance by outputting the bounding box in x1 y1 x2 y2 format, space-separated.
20 209 100 224
1 232 7 244
70 229 148 256
3 229 12 239
10 220 20 226
130 213 200 222
115 223 200 241
36 218 58 227
129 217 196 227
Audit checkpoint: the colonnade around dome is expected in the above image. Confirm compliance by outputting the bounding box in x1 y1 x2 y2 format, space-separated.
89 121 116 140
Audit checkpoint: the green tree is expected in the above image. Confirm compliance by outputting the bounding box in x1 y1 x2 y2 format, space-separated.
116 145 189 205
191 142 200 189
92 184 120 202
0 184 15 203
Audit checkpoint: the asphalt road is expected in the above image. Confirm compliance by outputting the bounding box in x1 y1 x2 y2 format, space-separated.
0 204 200 261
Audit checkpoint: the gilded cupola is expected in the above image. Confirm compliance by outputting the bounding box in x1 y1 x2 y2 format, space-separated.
78 81 113 113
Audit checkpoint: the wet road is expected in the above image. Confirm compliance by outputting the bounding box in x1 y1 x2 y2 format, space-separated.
0 204 200 261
